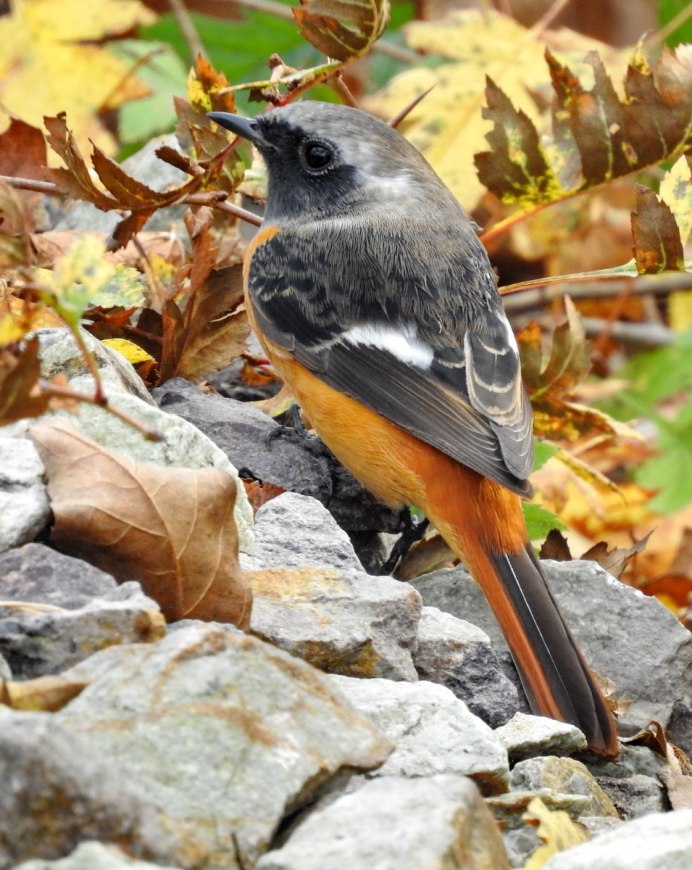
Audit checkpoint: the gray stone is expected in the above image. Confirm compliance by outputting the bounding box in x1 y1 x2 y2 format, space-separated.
667 699 692 757
510 757 619 818
412 560 692 734
0 582 165 679
153 379 405 537
495 712 587 761
257 775 511 870
594 773 666 819
413 605 521 727
0 543 119 608
13 841 183 869
0 711 178 868
0 437 50 552
541 809 692 870
0 651 10 680
250 564 421 680
56 624 392 869
245 491 364 572
5 328 253 551
328 675 510 795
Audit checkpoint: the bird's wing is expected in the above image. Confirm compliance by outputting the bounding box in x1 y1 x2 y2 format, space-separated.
248 230 534 496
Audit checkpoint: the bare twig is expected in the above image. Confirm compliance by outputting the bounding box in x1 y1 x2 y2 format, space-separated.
388 85 435 128
646 3 692 48
331 75 359 108
531 0 574 36
501 271 692 313
38 380 163 441
168 0 206 61
1 176 61 195
580 317 673 347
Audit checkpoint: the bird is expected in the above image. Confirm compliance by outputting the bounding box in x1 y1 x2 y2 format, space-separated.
209 102 619 757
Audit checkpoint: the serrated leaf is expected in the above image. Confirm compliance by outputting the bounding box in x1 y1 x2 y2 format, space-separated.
475 77 562 206
631 185 685 274
659 156 692 246
293 0 390 62
476 43 692 208
523 502 566 540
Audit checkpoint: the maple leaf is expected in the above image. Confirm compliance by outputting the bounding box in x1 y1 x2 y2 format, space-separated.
31 419 251 627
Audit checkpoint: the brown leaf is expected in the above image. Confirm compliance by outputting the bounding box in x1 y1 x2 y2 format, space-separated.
632 185 685 274
476 44 692 206
580 533 651 578
30 419 251 627
293 0 390 62
176 264 248 379
243 477 286 512
44 114 117 211
0 337 50 425
539 529 573 561
474 77 560 206
0 117 49 181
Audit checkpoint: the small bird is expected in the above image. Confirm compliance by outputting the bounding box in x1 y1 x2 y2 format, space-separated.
209 102 619 757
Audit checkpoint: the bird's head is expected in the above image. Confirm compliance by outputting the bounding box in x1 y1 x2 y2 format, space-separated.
209 102 456 224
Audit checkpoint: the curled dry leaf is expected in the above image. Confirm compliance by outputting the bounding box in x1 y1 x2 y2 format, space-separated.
293 0 390 62
521 797 590 870
0 674 89 712
30 419 251 628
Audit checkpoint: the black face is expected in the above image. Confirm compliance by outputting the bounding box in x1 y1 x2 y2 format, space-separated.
252 117 364 222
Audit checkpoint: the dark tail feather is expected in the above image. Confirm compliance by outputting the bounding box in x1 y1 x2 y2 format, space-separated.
492 545 619 758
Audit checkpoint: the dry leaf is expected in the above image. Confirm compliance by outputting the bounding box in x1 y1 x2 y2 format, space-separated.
0 336 51 426
522 797 590 870
623 721 692 810
30 419 251 627
631 186 685 274
293 0 390 62
0 674 89 712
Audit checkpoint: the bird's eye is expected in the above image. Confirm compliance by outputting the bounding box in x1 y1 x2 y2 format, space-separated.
302 140 334 172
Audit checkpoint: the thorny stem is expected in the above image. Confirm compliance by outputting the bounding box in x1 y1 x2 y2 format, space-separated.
38 380 163 441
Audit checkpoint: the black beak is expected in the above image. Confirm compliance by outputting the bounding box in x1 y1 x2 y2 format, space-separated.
207 112 270 149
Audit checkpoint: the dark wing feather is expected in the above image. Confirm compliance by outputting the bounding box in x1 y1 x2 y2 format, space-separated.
247 225 533 496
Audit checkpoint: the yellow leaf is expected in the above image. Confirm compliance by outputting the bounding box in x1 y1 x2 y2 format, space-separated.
102 339 156 367
364 10 626 209
659 156 692 246
0 0 154 156
522 797 590 870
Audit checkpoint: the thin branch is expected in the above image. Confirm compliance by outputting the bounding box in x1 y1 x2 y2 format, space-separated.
501 271 692 313
331 75 359 107
1 176 61 195
168 0 206 61
38 381 163 441
531 0 574 36
388 85 435 128
580 317 673 347
646 3 692 48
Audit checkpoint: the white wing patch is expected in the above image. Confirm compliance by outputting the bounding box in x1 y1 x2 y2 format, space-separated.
345 322 434 369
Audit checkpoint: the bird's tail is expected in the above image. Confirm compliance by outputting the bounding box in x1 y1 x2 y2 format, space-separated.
423 469 619 758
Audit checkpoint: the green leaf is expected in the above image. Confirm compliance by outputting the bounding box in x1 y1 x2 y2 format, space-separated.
115 40 188 145
533 439 559 471
523 502 566 539
635 400 692 512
